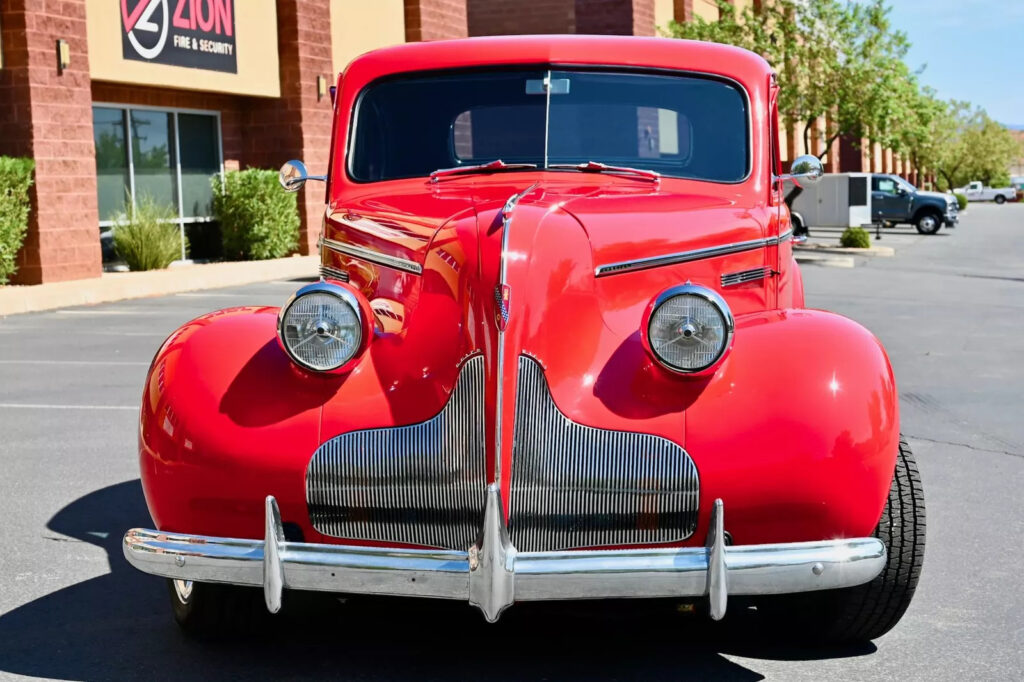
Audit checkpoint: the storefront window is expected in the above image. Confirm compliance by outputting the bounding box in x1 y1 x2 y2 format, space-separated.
93 108 130 222
178 113 220 218
92 105 222 261
130 110 178 210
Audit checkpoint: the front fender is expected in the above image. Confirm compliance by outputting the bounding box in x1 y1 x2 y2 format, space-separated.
139 307 331 541
685 308 899 545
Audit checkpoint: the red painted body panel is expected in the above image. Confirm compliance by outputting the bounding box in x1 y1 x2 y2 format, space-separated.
138 36 899 552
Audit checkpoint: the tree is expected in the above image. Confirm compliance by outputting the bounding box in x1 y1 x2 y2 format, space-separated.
960 116 1022 187
664 0 921 159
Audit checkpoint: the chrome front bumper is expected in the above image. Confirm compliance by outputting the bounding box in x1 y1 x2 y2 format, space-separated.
123 485 886 623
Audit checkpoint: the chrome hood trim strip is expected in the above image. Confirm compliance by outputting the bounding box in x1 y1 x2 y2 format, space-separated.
595 229 793 277
320 236 423 275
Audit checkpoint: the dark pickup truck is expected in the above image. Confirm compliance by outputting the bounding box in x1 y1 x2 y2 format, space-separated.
871 174 958 234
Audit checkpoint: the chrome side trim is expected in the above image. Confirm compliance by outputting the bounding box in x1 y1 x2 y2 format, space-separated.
320 236 423 275
306 355 486 550
319 264 350 282
595 229 794 278
124 494 887 623
721 265 773 287
508 356 700 552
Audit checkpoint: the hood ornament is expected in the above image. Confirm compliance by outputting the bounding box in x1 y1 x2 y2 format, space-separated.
495 284 512 331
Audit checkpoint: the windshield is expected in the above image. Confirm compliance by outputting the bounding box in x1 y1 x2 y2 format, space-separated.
349 69 750 183
895 176 917 192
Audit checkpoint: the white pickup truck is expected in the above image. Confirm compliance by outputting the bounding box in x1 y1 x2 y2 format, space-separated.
956 181 1016 204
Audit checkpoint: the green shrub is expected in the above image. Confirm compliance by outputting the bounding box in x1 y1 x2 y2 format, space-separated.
840 226 871 249
212 169 299 260
954 193 968 211
112 193 185 271
0 157 35 285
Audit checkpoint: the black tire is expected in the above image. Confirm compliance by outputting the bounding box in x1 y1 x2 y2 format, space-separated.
763 436 926 643
791 214 808 237
167 579 268 637
915 212 942 234
995 194 1006 205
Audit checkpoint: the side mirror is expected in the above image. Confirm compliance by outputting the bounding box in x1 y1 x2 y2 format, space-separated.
777 155 824 184
279 160 327 192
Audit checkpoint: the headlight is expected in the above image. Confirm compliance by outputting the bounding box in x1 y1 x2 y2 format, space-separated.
278 282 364 372
645 285 734 374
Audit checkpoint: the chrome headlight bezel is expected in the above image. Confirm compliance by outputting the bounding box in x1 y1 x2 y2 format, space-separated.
277 281 365 373
642 284 735 375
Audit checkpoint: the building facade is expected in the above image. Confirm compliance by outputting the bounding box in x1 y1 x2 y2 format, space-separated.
0 0 893 285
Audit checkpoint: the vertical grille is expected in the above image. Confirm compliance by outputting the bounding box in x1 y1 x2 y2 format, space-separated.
508 356 699 552
306 355 485 550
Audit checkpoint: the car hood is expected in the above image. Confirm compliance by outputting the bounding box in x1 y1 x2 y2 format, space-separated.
916 190 953 202
320 177 777 497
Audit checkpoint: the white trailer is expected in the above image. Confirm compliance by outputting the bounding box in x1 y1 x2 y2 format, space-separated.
787 173 872 233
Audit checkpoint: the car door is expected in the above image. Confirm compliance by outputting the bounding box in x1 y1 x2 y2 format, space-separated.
965 182 983 201
872 176 910 222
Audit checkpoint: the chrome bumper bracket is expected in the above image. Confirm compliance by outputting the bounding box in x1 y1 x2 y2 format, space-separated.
264 496 285 614
706 498 728 620
123 491 886 623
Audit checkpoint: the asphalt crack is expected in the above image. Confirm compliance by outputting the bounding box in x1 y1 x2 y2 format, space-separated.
906 434 1024 460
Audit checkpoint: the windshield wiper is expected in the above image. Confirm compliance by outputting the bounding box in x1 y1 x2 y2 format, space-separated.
548 161 660 182
430 159 538 182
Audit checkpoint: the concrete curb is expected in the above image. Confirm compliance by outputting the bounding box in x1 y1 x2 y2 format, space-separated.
0 256 318 316
796 244 895 257
794 252 856 268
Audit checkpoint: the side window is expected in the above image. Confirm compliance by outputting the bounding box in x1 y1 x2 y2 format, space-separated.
877 178 896 194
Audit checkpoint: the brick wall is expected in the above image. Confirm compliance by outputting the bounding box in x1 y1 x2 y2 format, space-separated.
631 0 656 35
468 0 575 35
242 0 335 255
468 0 656 37
0 0 101 284
405 0 468 41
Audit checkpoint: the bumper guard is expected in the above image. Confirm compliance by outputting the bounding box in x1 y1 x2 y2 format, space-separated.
123 485 885 622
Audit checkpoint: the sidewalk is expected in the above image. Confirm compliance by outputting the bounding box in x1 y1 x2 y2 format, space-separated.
0 256 318 316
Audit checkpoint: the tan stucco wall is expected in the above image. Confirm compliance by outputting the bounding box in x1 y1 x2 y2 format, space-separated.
331 0 406 76
693 0 720 21
654 0 674 34
86 0 281 98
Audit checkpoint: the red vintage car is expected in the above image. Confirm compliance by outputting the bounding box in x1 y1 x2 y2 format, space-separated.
123 35 925 642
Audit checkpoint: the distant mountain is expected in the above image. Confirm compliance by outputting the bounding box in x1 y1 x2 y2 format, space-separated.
1003 123 1024 130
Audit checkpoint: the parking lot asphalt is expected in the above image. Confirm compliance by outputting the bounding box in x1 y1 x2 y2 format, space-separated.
0 204 1021 680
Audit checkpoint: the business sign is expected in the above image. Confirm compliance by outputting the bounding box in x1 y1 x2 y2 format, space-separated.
121 0 237 74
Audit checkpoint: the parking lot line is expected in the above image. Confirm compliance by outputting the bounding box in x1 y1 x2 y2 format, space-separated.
0 403 137 411
0 360 149 366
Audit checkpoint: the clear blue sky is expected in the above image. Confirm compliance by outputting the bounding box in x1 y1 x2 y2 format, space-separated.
885 0 1023 127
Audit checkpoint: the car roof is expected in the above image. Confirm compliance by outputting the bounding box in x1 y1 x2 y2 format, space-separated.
341 35 772 93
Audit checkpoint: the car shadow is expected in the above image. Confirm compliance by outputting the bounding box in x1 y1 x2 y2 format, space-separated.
0 481 875 680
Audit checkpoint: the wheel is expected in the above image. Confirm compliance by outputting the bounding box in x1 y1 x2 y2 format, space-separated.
915 212 941 234
167 579 268 637
994 194 1006 205
761 436 926 643
791 214 807 237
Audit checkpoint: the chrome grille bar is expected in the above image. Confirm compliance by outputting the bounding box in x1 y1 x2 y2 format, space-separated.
508 356 699 552
307 355 486 550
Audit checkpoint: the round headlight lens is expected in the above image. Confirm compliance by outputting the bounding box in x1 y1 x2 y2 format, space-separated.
280 286 362 371
647 287 733 373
